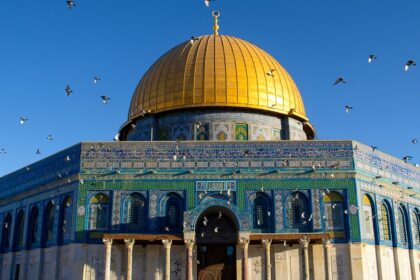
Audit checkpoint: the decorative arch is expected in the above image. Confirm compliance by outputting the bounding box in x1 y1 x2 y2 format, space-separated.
162 193 183 233
59 196 73 244
285 191 309 232
412 208 420 245
379 201 392 241
323 191 345 231
1 213 12 251
27 206 40 248
252 192 272 232
123 192 147 232
89 193 111 230
14 210 25 248
362 194 377 241
397 205 409 245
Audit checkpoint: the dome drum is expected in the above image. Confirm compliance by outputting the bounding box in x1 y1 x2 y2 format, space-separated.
119 108 310 141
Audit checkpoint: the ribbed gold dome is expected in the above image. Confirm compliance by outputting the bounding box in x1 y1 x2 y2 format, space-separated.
129 35 311 125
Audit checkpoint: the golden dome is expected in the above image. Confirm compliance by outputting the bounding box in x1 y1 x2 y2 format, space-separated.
128 35 313 132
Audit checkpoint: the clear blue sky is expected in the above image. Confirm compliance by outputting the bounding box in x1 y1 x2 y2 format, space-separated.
1 0 419 176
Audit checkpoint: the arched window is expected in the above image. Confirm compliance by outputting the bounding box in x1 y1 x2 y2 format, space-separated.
397 206 408 245
14 210 25 248
124 193 147 232
379 202 392 241
412 209 420 245
59 197 73 244
1 214 12 251
253 192 272 232
286 192 309 231
323 191 345 230
89 193 111 230
28 207 39 247
362 195 376 240
164 194 183 233
44 202 56 243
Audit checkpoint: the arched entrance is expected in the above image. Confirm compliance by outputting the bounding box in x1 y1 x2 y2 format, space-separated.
195 206 237 280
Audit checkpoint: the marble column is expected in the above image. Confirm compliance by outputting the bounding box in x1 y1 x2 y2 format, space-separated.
300 236 310 280
323 238 332 280
240 238 250 280
162 239 172 280
185 240 195 280
262 239 272 280
124 239 135 280
103 238 113 280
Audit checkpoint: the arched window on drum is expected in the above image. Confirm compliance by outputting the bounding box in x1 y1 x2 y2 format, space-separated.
123 193 147 232
164 193 183 233
253 192 272 232
89 193 111 230
379 202 392 241
397 205 409 245
323 191 345 231
412 208 420 245
286 192 309 232
362 195 376 241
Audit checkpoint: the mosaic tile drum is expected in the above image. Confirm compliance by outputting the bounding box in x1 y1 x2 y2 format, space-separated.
0 24 419 280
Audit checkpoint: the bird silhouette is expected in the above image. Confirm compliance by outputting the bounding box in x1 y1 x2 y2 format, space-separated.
93 76 101 84
266 69 276 77
190 36 199 45
65 84 73 96
101 96 110 104
345 105 353 113
66 0 76 9
333 77 346 85
368 54 377 63
19 116 28 125
405 60 416 71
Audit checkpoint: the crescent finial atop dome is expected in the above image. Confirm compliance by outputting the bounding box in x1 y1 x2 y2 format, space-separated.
212 10 220 35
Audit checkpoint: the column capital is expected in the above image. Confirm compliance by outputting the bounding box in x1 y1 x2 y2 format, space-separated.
299 236 310 248
239 237 250 248
162 239 173 249
323 238 332 248
103 238 113 246
185 239 195 249
262 239 272 246
124 238 135 248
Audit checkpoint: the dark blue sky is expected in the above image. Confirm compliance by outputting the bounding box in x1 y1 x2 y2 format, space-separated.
1 0 419 175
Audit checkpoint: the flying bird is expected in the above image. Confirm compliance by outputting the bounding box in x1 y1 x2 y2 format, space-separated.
368 54 377 63
333 77 346 85
0 148 5 154
101 96 110 104
218 211 222 219
65 84 73 96
266 69 276 77
66 0 76 9
190 36 199 45
204 0 215 7
114 133 120 141
65 155 71 162
214 226 219 233
19 116 28 125
345 105 353 113
402 155 413 163
93 76 101 84
412 139 418 144
371 146 378 152
36 149 41 155
405 60 416 71
47 135 53 141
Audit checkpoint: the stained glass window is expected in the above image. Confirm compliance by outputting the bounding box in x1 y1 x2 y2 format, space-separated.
165 194 183 233
1 214 12 250
45 202 56 242
253 192 271 231
89 193 110 230
286 192 308 230
412 210 420 245
323 192 344 231
60 197 73 243
362 195 375 240
15 211 25 247
380 202 391 241
124 193 147 232
28 207 39 246
397 206 408 245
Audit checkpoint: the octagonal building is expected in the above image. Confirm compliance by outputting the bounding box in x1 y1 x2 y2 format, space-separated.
0 19 419 280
